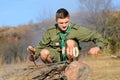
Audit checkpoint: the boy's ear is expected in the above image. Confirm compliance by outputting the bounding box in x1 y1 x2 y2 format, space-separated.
55 18 58 22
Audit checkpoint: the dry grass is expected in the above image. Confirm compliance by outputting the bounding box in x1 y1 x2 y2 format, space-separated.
83 54 120 80
0 54 120 80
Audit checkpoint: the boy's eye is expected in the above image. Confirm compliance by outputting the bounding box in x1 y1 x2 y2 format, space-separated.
65 21 69 24
59 21 68 24
59 22 63 24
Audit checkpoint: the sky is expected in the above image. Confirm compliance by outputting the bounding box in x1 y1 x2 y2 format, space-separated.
0 0 79 27
0 0 120 27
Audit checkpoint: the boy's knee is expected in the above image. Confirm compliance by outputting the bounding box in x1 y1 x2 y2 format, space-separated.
40 49 53 63
40 49 50 57
66 39 76 47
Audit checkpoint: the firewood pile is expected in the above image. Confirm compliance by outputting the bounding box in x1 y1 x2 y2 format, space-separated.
17 61 90 80
23 62 68 80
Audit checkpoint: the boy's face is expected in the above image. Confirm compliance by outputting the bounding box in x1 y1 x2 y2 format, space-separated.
56 17 70 32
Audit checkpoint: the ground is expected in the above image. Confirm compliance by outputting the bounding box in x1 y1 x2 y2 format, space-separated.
0 54 120 80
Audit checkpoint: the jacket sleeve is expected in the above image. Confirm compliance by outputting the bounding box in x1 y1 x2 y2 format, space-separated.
35 30 51 58
76 26 105 49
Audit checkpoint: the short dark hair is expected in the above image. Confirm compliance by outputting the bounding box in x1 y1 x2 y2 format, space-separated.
56 8 70 19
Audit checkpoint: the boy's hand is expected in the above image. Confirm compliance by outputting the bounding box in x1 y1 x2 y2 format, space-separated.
88 47 100 55
27 45 36 61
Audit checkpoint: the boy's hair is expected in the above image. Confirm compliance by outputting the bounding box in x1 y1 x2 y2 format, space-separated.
56 8 70 19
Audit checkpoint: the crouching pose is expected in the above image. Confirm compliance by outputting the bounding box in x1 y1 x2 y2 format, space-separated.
27 8 105 63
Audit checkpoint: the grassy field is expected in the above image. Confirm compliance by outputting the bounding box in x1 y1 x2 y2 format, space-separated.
83 54 120 80
0 54 120 80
